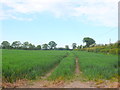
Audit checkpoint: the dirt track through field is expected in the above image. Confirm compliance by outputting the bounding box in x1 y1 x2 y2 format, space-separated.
4 56 119 88
75 57 80 74
41 64 58 79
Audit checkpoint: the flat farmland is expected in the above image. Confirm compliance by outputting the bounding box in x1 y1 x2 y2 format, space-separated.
2 50 68 82
2 50 119 88
76 51 118 80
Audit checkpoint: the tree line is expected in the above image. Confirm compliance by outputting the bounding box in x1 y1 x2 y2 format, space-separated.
0 41 56 50
0 37 96 50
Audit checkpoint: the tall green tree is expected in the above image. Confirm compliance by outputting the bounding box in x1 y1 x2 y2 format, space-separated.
29 43 35 50
11 41 21 49
36 45 41 50
77 45 82 49
48 41 57 50
42 44 49 50
22 41 29 49
72 43 77 49
65 45 69 50
1 41 10 49
83 37 95 47
0 45 2 49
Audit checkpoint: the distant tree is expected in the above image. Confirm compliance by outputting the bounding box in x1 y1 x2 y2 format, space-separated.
117 40 120 47
77 45 82 49
113 40 120 48
77 45 80 49
0 45 2 49
80 45 82 49
36 45 41 50
29 43 35 50
22 41 29 49
1 41 10 49
65 45 69 50
48 41 57 50
72 43 77 49
83 37 95 47
42 44 49 50
11 41 21 49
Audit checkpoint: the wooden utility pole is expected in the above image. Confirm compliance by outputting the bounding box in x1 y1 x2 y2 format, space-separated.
109 38 111 44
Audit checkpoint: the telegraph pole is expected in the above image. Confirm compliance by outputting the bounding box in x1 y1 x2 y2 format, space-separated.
109 38 111 44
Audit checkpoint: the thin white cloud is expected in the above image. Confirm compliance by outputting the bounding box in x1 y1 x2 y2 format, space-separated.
0 0 118 27
72 0 118 27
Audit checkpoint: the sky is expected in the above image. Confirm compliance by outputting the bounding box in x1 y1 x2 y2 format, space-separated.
0 0 119 48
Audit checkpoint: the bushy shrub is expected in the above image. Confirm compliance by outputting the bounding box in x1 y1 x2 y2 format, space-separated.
109 48 118 55
79 42 120 55
99 49 110 54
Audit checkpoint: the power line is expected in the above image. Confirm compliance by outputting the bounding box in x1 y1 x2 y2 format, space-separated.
95 27 117 38
94 27 117 44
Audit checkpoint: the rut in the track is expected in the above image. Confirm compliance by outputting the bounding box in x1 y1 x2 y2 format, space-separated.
41 54 69 79
41 65 58 79
75 57 80 74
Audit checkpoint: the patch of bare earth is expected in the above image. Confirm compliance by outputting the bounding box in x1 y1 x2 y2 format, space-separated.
19 80 65 88
2 78 119 88
64 80 119 88
2 79 28 88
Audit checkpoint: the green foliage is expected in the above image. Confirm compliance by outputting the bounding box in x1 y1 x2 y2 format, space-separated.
2 50 118 83
72 43 77 49
77 45 82 49
109 48 119 55
2 50 67 82
48 41 57 50
22 41 30 49
11 41 21 49
65 45 69 50
42 44 49 50
80 41 120 55
83 37 95 47
36 45 41 50
1 41 10 49
28 43 35 50
76 51 118 80
49 53 75 80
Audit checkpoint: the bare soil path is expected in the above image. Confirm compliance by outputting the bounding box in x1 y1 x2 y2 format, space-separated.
41 64 58 80
75 57 80 74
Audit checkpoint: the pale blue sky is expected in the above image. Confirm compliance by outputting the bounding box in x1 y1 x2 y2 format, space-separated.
0 0 118 48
